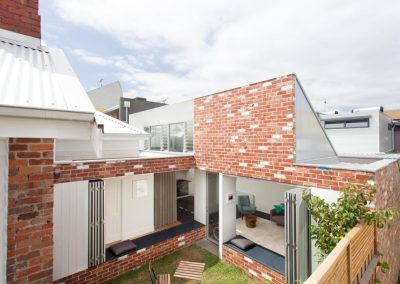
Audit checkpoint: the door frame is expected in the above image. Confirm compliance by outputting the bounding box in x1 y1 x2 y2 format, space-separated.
206 172 219 244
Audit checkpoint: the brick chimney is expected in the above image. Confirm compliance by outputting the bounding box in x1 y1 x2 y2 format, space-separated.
0 0 41 38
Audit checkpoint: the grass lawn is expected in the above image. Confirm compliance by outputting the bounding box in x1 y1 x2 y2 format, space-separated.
105 244 259 284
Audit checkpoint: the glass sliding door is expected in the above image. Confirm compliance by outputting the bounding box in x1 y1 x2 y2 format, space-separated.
206 172 219 243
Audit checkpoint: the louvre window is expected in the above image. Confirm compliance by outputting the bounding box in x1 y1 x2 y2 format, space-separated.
145 121 194 152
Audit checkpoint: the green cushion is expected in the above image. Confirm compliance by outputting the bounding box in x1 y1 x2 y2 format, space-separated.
274 204 284 214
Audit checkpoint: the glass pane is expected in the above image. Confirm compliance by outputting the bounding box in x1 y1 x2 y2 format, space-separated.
324 121 345 129
169 123 185 152
207 173 219 243
345 120 369 128
150 126 161 150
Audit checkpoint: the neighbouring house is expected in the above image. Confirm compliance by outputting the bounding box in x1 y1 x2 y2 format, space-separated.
385 109 400 152
1 2 399 284
88 82 166 121
319 107 395 155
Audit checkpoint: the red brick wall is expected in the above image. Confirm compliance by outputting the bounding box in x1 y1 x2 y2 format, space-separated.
194 74 373 190
375 161 400 284
56 225 206 284
0 0 41 38
223 245 285 284
7 138 54 283
54 156 195 184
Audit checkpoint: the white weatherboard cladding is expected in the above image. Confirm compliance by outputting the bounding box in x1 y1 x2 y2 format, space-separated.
0 138 8 284
104 174 154 244
53 181 89 281
0 40 95 115
295 80 338 163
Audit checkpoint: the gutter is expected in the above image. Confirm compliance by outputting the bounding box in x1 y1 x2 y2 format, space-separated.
0 105 95 122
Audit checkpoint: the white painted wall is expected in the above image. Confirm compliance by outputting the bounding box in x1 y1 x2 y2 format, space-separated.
379 113 394 152
0 138 8 284
53 181 89 281
130 99 194 129
193 170 207 225
104 174 154 244
324 111 393 154
236 178 294 214
219 174 237 258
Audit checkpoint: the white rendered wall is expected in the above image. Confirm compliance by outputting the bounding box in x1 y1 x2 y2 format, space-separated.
379 112 394 152
0 138 8 284
53 181 89 281
324 111 381 154
219 174 237 258
104 174 154 244
193 170 207 225
236 178 294 215
130 99 194 129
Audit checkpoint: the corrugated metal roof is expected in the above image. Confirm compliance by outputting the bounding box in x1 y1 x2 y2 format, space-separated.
0 39 95 114
94 111 148 135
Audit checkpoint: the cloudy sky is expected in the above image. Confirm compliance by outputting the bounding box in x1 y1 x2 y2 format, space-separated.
40 0 400 111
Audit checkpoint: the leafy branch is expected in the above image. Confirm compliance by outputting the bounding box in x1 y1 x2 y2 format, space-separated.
303 182 396 263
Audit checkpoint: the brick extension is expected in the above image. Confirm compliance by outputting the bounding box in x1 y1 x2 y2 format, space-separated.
223 245 285 284
194 74 374 190
375 161 400 284
0 0 41 38
7 138 54 283
56 225 206 284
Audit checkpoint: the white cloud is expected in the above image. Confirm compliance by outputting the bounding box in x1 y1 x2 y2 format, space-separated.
53 0 400 109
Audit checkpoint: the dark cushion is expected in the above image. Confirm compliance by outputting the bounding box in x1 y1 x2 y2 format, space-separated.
273 204 284 214
110 240 136 256
230 238 255 250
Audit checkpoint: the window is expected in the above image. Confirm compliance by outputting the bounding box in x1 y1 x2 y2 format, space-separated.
325 121 345 129
324 118 369 129
169 123 185 152
145 121 194 152
150 126 161 150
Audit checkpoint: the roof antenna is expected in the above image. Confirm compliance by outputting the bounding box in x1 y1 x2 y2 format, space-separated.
99 78 104 87
324 98 327 112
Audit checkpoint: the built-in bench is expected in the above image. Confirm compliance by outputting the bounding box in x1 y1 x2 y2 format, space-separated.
106 221 204 261
225 236 285 275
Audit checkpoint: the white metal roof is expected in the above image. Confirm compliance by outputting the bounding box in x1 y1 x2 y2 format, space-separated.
0 38 95 119
87 81 123 111
94 111 148 136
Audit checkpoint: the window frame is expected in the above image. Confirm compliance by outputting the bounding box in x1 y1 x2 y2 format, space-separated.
324 118 370 129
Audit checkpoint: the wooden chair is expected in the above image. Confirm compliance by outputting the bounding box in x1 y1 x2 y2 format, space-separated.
149 262 171 284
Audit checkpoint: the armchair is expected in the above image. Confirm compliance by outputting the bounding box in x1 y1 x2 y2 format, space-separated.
237 195 256 218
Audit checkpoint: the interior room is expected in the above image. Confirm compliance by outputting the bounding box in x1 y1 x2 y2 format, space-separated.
176 170 195 224
235 177 290 256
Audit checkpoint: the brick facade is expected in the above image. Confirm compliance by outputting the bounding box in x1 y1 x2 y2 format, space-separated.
56 225 205 284
223 245 285 284
194 74 374 190
53 155 195 184
375 161 400 284
7 138 54 283
0 0 41 38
